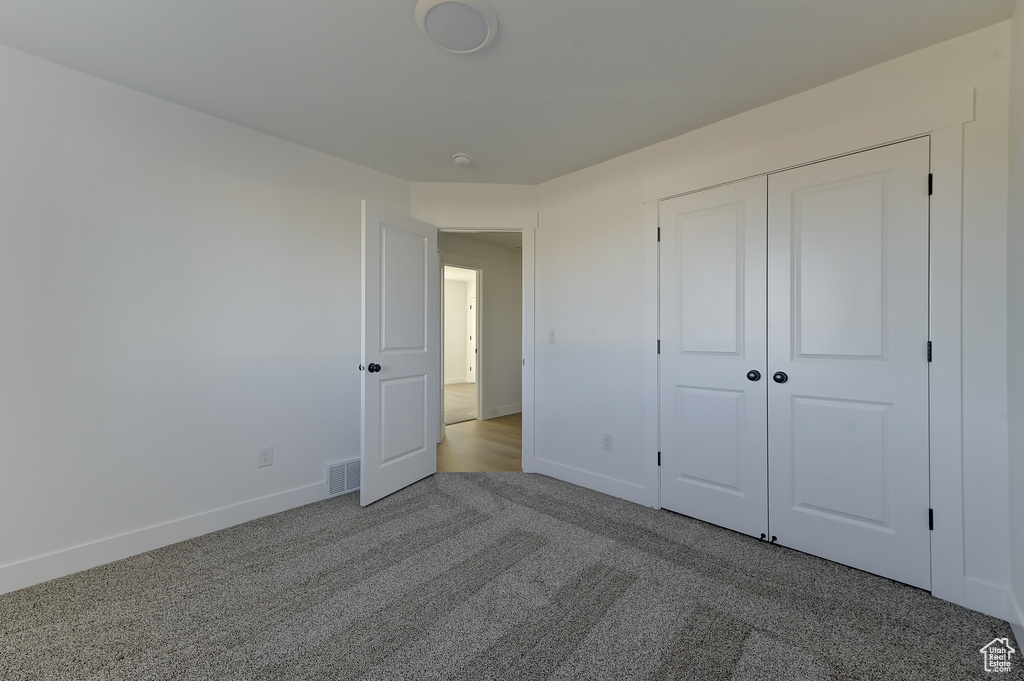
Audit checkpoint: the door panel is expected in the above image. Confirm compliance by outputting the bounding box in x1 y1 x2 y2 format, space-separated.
659 177 768 538
362 201 438 506
790 396 889 525
381 223 429 350
767 138 931 589
379 376 429 463
676 205 744 354
793 175 888 358
673 386 745 492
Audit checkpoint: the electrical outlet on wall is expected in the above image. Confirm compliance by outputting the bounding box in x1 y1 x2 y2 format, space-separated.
258 446 274 467
601 433 613 451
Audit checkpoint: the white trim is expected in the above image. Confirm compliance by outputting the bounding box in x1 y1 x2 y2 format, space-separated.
929 124 967 609
645 199 662 508
1010 590 1024 646
472 269 483 417
533 457 655 507
0 482 326 595
964 577 1011 621
486 402 522 419
522 225 537 472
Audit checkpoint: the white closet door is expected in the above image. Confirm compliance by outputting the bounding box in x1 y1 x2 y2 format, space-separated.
766 138 931 589
660 177 769 538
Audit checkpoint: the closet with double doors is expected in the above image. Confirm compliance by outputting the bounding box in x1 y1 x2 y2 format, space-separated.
658 137 932 589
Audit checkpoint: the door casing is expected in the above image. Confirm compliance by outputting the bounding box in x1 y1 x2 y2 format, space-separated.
652 129 969 607
436 228 537 471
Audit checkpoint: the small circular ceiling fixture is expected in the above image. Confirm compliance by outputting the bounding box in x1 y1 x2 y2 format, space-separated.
415 0 498 54
452 153 472 167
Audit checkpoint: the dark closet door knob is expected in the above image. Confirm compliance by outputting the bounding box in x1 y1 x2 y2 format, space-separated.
367 363 382 373
746 370 761 382
772 371 788 384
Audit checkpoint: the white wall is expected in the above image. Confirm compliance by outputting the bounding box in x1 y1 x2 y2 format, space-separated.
534 170 657 501
1008 0 1024 639
0 44 410 593
412 183 538 232
529 22 1012 618
437 233 522 419
443 277 469 384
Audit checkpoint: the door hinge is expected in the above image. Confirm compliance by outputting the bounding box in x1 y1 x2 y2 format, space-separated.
928 173 933 195
927 341 932 362
657 451 661 466
657 339 661 354
657 227 661 242
929 508 934 531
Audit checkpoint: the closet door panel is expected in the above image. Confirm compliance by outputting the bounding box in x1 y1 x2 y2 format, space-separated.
659 177 768 538
767 138 931 589
793 176 887 358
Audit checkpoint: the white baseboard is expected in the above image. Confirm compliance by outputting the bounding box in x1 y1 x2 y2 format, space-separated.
1010 591 1024 647
0 482 326 596
485 403 521 419
532 457 656 507
444 377 471 385
963 576 1011 621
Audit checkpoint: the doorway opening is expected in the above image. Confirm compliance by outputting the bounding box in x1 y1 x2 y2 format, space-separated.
438 231 523 472
443 265 480 425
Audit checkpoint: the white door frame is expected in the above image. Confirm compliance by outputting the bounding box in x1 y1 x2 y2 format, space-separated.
928 125 966 610
651 126 968 610
435 227 537 472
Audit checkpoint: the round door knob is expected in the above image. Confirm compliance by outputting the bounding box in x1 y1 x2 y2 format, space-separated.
746 370 761 382
772 371 788 384
368 363 382 373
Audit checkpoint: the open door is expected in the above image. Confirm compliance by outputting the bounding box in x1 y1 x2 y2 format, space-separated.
361 201 439 506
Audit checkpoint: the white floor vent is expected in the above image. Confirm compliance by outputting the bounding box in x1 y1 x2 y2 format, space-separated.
327 458 360 497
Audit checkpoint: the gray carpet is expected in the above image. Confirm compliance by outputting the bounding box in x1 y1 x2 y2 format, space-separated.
1 473 1019 680
444 382 476 425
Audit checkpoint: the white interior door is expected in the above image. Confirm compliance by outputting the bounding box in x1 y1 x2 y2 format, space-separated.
766 138 931 588
438 255 445 444
659 177 769 538
468 291 477 383
361 201 439 506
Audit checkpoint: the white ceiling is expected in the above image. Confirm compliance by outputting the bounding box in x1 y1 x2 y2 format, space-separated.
444 265 478 282
0 1 1014 185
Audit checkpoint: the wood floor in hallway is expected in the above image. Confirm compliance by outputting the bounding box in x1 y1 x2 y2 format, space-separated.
437 412 522 472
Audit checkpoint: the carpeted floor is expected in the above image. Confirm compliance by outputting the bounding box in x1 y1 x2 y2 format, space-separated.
444 382 476 425
1 473 1019 680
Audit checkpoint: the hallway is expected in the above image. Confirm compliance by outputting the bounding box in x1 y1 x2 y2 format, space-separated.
437 413 522 472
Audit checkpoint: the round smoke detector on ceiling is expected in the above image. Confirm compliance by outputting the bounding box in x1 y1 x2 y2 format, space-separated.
415 0 498 54
452 153 472 167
